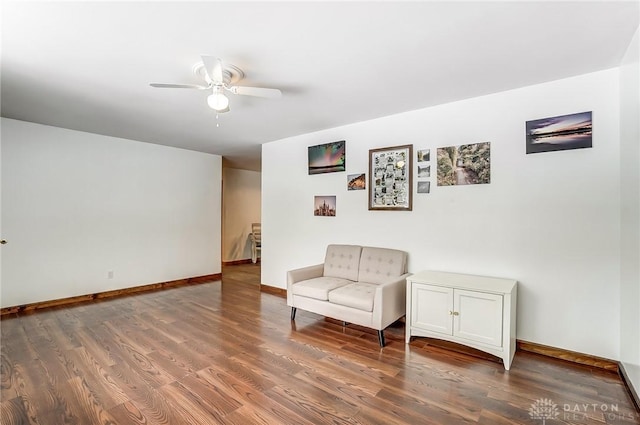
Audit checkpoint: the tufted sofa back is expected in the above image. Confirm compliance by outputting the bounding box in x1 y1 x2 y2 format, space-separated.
357 246 408 284
323 244 362 281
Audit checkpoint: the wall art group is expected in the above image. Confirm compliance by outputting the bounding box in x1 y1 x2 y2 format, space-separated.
309 110 587 214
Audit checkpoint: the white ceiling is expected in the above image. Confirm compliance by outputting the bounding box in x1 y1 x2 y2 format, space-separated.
2 1 638 171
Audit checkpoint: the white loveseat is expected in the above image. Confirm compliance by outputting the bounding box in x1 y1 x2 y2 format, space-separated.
287 244 410 346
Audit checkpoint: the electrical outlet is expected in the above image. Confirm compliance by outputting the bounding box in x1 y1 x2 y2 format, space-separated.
107 270 114 279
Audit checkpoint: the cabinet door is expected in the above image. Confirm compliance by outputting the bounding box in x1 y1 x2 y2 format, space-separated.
411 283 453 335
453 289 503 347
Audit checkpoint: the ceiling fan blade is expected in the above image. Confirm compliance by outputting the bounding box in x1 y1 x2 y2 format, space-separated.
201 55 224 83
150 83 208 89
230 86 282 99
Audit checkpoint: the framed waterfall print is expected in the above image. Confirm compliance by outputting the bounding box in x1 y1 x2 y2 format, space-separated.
368 144 413 211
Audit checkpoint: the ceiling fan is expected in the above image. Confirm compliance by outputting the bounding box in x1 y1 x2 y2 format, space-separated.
150 55 282 113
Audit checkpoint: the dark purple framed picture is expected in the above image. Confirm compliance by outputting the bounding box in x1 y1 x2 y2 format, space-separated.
526 111 592 154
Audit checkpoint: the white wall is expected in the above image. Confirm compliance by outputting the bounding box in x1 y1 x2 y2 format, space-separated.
620 27 640 395
263 69 621 360
1 118 222 308
222 167 261 262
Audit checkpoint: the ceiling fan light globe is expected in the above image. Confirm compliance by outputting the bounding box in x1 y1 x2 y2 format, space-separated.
207 93 229 111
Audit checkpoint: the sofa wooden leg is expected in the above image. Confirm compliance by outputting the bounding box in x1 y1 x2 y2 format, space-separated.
291 307 297 321
377 330 385 347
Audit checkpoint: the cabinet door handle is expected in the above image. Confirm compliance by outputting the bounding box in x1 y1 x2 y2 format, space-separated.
451 311 459 316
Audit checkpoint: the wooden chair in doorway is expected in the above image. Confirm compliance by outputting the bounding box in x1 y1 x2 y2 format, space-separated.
250 223 261 263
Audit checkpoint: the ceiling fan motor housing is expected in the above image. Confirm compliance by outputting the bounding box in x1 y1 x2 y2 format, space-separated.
193 62 244 87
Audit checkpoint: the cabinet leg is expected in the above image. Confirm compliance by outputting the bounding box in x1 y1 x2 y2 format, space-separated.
377 330 385 347
290 307 297 321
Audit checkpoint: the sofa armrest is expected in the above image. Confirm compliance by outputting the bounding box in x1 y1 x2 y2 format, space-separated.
287 263 324 305
372 273 412 330
287 263 324 285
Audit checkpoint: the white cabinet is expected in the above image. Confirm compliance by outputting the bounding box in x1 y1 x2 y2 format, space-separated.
406 270 517 370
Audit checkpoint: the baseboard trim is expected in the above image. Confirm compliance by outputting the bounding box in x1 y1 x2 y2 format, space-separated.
517 339 618 372
517 340 638 414
619 363 640 412
222 259 256 266
0 273 222 317
260 285 286 297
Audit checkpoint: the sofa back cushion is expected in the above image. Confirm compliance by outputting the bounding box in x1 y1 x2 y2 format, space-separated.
358 247 407 284
323 244 362 281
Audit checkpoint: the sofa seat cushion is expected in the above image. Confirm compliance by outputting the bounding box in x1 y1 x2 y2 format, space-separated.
291 277 353 301
328 282 377 312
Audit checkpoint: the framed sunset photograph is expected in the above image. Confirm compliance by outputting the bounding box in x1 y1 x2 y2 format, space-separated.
526 111 592 154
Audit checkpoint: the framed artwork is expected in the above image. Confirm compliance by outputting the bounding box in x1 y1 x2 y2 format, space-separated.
417 165 431 178
368 144 413 211
314 196 336 216
347 173 366 190
526 111 592 154
417 149 430 162
308 141 346 174
437 142 491 186
417 181 431 194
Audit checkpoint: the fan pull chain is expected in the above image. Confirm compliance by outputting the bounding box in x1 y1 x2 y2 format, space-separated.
216 113 220 128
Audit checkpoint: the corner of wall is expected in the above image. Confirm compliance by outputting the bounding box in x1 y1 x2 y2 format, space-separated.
619 24 640 401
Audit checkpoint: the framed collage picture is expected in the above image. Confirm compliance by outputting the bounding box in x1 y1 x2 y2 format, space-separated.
368 144 413 211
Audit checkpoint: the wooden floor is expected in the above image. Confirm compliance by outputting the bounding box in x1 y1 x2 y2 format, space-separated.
1 263 638 425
